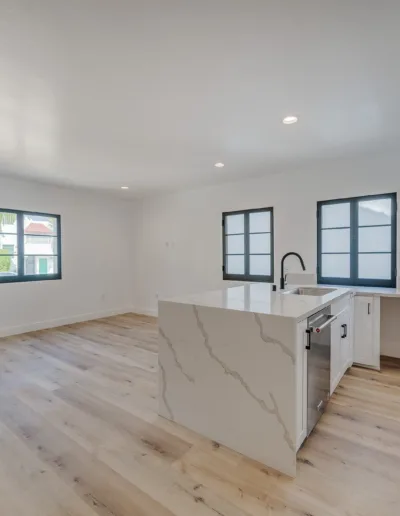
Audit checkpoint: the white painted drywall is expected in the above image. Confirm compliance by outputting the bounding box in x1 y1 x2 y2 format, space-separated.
134 152 400 315
3 152 400 334
0 175 135 336
380 297 400 358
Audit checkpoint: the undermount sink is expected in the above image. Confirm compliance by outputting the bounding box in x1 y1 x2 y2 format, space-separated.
283 287 337 296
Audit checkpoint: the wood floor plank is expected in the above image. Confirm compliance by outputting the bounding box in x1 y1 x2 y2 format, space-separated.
54 384 192 463
0 420 98 516
175 441 344 516
98 436 254 516
52 328 157 372
0 393 176 516
1 313 400 515
16 384 125 455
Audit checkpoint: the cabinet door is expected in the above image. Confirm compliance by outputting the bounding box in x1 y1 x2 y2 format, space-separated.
330 317 342 394
339 307 351 372
347 294 355 367
353 296 378 368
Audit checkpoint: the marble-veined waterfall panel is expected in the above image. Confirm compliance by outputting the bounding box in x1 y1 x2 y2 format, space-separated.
158 300 298 477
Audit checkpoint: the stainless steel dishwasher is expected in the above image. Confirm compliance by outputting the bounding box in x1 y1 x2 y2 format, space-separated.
305 306 336 436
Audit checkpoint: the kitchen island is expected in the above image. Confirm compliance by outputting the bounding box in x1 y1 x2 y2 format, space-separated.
158 283 352 477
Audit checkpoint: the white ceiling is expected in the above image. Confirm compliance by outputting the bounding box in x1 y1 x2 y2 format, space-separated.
0 1 400 197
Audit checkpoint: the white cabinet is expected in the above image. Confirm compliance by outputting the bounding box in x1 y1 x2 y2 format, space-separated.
330 294 353 394
330 316 342 394
295 291 381 451
339 305 353 371
353 295 380 369
296 294 354 448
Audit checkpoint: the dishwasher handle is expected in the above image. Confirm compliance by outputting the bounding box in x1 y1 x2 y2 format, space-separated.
305 328 312 350
314 314 338 333
305 308 346 349
313 307 347 333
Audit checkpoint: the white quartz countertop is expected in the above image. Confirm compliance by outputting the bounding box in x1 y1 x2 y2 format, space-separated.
160 283 352 321
319 284 400 297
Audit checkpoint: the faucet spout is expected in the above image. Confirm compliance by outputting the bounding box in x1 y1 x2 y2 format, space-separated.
280 252 306 290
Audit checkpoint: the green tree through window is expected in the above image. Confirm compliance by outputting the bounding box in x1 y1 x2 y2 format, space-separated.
0 249 11 272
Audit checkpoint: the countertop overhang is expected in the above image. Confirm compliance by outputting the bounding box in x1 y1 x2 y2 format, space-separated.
160 283 400 322
160 283 352 321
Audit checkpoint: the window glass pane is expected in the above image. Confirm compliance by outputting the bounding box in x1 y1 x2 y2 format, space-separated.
226 235 244 254
358 253 391 280
0 211 17 233
250 255 271 276
250 233 270 254
225 214 244 235
24 235 57 256
226 255 244 275
321 228 350 253
24 214 57 236
359 226 391 253
0 235 18 254
359 198 391 226
249 211 270 233
321 203 350 229
24 256 58 276
0 254 17 276
321 254 350 278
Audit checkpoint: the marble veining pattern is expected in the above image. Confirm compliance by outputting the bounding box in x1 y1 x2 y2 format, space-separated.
159 361 174 420
159 326 195 383
253 312 295 365
192 305 295 452
158 299 298 476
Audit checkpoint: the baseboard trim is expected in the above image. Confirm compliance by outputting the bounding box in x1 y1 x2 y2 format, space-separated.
132 307 158 317
0 307 135 338
380 343 400 360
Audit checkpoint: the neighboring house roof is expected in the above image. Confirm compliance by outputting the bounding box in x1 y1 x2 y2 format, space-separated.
25 222 52 234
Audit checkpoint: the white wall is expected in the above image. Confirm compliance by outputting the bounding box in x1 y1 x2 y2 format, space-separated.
134 153 400 315
380 297 400 358
2 152 400 334
0 175 135 336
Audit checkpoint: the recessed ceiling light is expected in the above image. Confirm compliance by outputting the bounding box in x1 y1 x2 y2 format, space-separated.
283 115 298 125
214 162 225 168
121 186 129 190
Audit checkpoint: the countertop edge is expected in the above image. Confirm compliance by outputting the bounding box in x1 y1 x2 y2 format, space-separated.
158 282 400 322
293 289 352 322
158 287 353 322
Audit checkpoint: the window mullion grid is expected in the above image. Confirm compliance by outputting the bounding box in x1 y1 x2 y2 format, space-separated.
17 212 24 277
350 199 358 284
244 213 250 277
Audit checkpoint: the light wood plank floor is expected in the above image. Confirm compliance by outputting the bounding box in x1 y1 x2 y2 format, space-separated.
1 314 400 516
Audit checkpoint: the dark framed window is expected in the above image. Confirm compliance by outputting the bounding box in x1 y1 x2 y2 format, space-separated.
0 209 62 284
222 207 274 282
317 193 397 287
